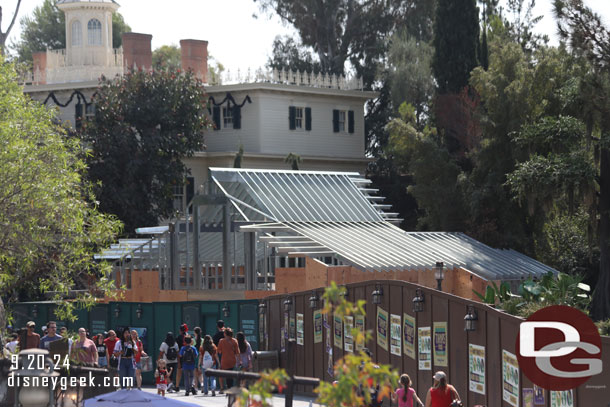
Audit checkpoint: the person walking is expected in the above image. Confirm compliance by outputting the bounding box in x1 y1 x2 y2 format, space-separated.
424 371 460 407
95 333 107 367
39 321 63 350
217 327 240 392
71 328 98 365
392 374 424 407
131 330 148 390
114 328 137 388
193 327 203 390
155 359 172 396
179 335 199 396
158 332 179 392
20 321 40 350
175 323 188 394
212 320 225 346
200 335 219 396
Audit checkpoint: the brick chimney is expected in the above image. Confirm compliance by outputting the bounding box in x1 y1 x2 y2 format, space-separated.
32 51 47 84
180 39 208 82
122 33 152 71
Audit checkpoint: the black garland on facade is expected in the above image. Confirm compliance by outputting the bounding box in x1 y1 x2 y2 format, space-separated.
208 93 251 130
42 90 98 129
208 92 252 109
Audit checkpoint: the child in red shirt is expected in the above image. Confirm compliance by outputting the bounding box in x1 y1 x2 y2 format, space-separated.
155 359 172 396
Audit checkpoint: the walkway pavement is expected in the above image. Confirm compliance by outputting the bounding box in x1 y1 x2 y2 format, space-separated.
141 387 320 407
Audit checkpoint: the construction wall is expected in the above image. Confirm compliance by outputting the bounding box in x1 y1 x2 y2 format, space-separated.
262 280 610 406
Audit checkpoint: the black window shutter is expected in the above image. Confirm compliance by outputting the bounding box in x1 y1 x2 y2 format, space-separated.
289 106 296 130
75 103 83 130
233 105 241 129
305 107 312 131
332 109 339 133
348 110 355 133
212 106 221 130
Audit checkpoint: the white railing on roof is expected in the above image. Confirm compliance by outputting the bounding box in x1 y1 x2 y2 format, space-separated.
208 67 364 91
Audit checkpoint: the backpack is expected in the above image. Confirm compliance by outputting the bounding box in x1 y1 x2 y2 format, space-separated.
202 351 214 369
166 344 178 360
182 346 195 364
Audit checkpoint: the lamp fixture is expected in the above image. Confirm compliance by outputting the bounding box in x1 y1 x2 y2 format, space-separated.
258 302 267 315
136 304 143 319
114 304 120 318
412 288 425 313
372 284 383 305
283 297 293 312
31 305 38 319
464 305 478 331
309 291 319 309
222 302 231 318
435 261 445 291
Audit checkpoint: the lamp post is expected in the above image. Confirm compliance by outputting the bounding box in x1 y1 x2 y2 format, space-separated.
435 261 444 291
12 349 59 407
464 305 478 331
372 284 383 305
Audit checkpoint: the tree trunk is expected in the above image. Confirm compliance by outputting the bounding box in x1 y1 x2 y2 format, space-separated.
592 147 610 321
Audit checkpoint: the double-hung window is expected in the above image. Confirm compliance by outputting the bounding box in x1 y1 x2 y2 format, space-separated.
222 106 233 128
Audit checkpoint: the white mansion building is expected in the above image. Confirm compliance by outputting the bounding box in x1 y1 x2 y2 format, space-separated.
22 0 376 209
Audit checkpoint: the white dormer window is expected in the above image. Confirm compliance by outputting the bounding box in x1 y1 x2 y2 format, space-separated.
294 107 303 129
87 19 102 46
71 20 82 46
222 106 233 128
338 110 346 132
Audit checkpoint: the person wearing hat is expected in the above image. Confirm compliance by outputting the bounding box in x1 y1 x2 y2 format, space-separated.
424 371 461 407
20 321 41 350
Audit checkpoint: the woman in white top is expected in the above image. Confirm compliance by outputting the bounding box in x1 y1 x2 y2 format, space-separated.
158 332 180 392
114 328 137 388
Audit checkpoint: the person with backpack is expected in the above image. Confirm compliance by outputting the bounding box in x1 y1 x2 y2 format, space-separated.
158 332 179 392
199 335 219 396
392 374 424 407
179 335 199 396
193 327 203 390
424 371 461 407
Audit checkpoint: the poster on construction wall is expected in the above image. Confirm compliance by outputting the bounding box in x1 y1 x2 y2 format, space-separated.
390 314 402 356
344 316 354 353
296 313 304 346
403 313 416 359
313 310 323 344
355 315 365 351
418 326 431 370
502 350 520 407
433 321 448 366
468 343 485 395
376 307 389 351
334 314 343 349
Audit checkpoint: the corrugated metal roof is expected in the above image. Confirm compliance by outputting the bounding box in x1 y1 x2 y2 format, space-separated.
242 221 557 280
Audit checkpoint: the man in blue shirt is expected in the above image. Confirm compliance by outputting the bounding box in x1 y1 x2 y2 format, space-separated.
178 336 199 396
39 321 63 350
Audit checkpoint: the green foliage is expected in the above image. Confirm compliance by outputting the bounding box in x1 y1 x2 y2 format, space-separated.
238 369 290 407
12 0 130 63
284 153 301 171
596 319 610 336
234 145 244 168
266 36 321 74
82 70 212 235
473 281 512 305
432 0 480 93
152 45 181 71
0 59 121 324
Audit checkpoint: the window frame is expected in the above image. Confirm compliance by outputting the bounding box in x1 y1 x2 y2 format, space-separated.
294 107 304 129
71 20 82 46
222 106 234 129
87 18 102 46
338 110 347 133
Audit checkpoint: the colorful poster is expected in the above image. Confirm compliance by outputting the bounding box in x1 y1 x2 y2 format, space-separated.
280 327 286 353
325 313 332 354
418 326 431 370
533 385 545 405
523 388 534 407
334 314 343 348
468 344 485 395
502 350 520 407
313 310 323 343
433 322 448 366
344 316 354 352
290 316 296 340
296 313 304 346
355 315 365 351
403 313 416 359
377 307 389 351
550 390 573 407
390 314 402 356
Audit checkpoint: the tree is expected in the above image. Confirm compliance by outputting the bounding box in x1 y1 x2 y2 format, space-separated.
284 152 301 170
0 59 121 330
0 0 22 54
234 145 244 168
266 36 321 73
432 0 480 94
152 44 181 71
82 70 212 235
13 0 130 63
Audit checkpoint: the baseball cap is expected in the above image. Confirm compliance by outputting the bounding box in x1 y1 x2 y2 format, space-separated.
433 371 446 381
26 321 36 327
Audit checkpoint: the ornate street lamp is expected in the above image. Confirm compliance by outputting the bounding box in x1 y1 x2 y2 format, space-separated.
136 304 143 319
31 304 38 318
283 297 292 312
222 303 231 318
412 288 425 313
435 261 445 291
114 304 120 318
308 291 319 309
372 284 383 305
464 305 478 331
258 302 267 315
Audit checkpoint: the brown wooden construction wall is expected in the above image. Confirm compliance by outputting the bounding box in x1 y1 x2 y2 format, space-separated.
262 280 610 406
